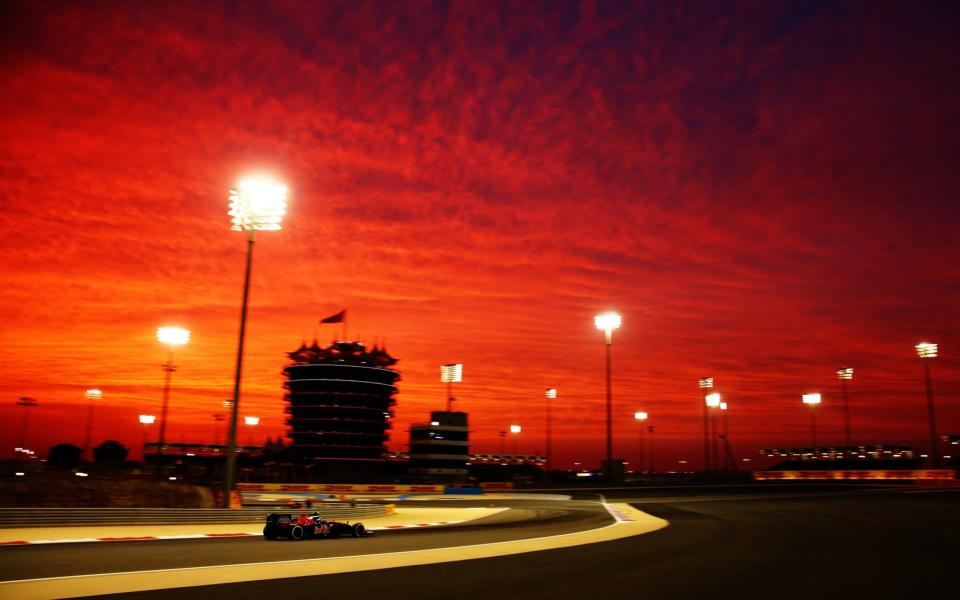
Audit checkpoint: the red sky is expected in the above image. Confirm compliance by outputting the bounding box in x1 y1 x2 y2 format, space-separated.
1 1 958 470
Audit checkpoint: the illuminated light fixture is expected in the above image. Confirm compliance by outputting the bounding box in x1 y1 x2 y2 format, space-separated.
837 367 854 380
595 311 621 472
545 388 557 399
916 341 940 468
510 424 522 434
440 363 463 383
698 377 714 390
84 389 102 400
802 393 822 405
139 414 156 425
430 421 440 426
705 393 722 408
157 327 190 346
224 175 287 508
229 176 288 231
634 411 648 421
545 388 557 471
15 472 25 477
82 389 103 463
719 402 728 411
915 342 937 359
75 472 88 477
244 416 260 426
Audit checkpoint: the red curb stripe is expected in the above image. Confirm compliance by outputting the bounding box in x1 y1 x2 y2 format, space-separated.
204 533 254 537
0 541 29 545
97 536 157 541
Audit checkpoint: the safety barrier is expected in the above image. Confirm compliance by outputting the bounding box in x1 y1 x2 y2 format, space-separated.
0 504 389 528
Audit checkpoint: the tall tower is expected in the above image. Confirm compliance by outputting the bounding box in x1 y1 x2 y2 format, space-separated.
284 341 398 461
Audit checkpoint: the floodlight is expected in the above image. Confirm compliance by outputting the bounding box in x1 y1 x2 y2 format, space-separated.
157 327 190 346
229 176 288 231
802 393 822 405
440 363 463 383
705 392 721 408
916 342 937 359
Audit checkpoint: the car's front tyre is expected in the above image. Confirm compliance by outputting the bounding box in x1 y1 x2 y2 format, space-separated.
351 523 365 538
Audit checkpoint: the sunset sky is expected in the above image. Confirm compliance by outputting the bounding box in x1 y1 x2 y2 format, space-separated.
1 1 957 470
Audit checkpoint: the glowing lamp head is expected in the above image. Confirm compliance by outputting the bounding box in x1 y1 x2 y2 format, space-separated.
705 392 721 408
915 342 938 359
229 175 288 231
157 327 190 346
509 424 521 434
139 414 156 425
802 393 822 406
440 363 463 383
719 402 728 411
699 377 714 390
634 411 648 421
244 416 260 426
837 368 854 380
545 388 557 399
84 389 102 400
594 312 622 332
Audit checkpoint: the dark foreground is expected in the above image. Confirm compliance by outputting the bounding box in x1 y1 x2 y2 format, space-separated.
104 486 958 600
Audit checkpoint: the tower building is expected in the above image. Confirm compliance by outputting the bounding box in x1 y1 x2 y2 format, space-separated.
284 341 398 462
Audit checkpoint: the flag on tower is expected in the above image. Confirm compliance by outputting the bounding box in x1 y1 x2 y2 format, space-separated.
320 310 346 324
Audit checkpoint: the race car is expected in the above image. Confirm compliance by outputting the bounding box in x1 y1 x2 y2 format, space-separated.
262 512 373 540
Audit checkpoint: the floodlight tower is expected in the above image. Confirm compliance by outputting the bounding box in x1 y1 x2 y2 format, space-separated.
594 312 621 471
15 397 37 459
802 393 822 449
224 175 287 509
440 363 463 412
81 389 102 462
509 424 522 455
699 377 714 471
836 368 854 446
156 326 190 461
705 392 721 470
915 342 939 468
545 388 557 471
634 411 648 474
138 414 156 460
244 416 260 446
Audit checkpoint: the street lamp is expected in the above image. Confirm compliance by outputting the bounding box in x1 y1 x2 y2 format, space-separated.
244 415 260 446
634 411 648 474
82 389 102 462
156 326 190 463
440 363 463 412
837 368 854 446
138 414 156 461
509 424 521 456
699 377 714 471
594 311 621 473
705 391 721 470
802 393 822 449
545 388 557 471
15 397 37 459
915 342 939 468
224 175 287 509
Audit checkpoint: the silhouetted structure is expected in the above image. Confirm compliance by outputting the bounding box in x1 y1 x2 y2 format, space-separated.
408 411 469 479
284 341 398 466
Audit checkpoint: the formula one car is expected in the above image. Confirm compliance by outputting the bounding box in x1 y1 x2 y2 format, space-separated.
263 512 373 540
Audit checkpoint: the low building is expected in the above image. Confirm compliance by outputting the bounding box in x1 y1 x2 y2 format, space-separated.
408 411 469 479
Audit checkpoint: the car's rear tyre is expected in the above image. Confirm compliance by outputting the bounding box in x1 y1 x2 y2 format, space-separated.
263 526 277 540
352 523 365 538
290 525 304 541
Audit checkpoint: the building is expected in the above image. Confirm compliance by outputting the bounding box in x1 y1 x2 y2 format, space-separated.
284 341 398 466
408 411 469 479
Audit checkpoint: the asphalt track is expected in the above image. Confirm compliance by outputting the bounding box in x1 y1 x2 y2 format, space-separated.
4 484 958 599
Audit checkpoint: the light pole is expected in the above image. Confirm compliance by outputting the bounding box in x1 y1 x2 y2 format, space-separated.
15 397 37 459
244 416 260 447
224 175 287 509
156 326 190 464
916 342 939 468
837 368 853 446
545 388 557 471
82 389 102 462
440 363 463 412
802 393 822 449
699 377 714 471
705 392 721 470
499 430 506 455
138 414 156 461
213 413 226 446
634 411 648 474
719 401 729 471
510 424 521 456
594 311 621 473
